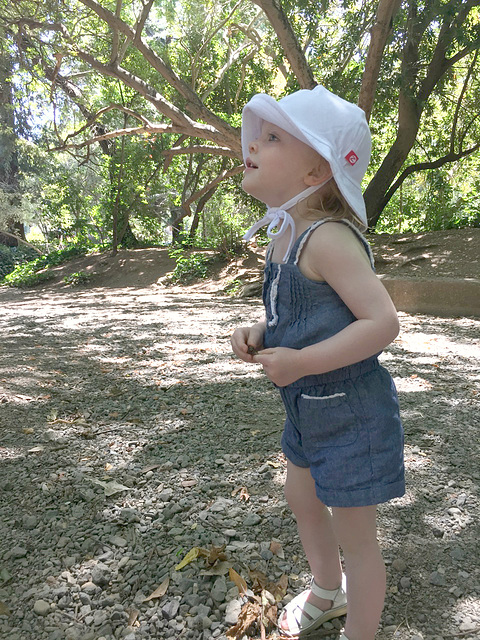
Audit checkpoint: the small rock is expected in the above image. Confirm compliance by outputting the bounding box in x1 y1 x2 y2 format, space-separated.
91 562 111 587
243 513 261 526
108 536 127 548
429 571 447 587
451 546 465 561
392 558 407 572
459 619 477 632
210 498 233 513
10 546 27 559
158 488 174 501
81 581 98 595
211 577 227 604
33 600 51 616
162 599 180 620
57 536 71 549
202 616 213 630
224 599 242 625
400 577 411 590
23 515 38 530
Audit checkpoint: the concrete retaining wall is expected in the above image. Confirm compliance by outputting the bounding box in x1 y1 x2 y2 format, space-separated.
380 277 480 318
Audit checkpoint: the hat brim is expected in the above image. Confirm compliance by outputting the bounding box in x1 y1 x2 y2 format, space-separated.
241 94 368 230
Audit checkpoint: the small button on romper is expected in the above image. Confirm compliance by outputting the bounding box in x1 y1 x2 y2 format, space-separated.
263 219 405 507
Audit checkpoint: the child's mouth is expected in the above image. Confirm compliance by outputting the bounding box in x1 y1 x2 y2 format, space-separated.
245 157 258 169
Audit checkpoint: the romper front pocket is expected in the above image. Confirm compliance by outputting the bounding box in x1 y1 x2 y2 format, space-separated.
298 388 359 448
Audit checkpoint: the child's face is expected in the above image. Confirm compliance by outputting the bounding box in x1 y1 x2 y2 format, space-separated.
242 121 325 207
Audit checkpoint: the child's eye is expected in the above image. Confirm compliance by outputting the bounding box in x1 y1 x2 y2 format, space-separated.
267 133 279 141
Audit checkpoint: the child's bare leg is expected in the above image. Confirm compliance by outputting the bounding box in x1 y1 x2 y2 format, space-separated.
280 461 342 631
332 505 386 640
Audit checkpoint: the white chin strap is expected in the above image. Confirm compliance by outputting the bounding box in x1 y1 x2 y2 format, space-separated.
243 180 331 262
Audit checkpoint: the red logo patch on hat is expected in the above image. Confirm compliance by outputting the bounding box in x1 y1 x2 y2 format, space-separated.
345 150 358 166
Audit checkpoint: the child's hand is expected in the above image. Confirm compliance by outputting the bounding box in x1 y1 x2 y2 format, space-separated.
253 347 304 387
231 323 265 363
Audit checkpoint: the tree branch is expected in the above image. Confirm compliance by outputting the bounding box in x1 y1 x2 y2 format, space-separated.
110 0 122 64
358 0 402 120
162 146 239 161
184 165 244 208
49 123 178 151
384 144 480 203
201 42 254 101
0 229 42 253
451 50 478 152
251 0 316 89
77 0 240 148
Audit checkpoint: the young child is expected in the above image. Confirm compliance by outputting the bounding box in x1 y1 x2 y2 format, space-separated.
231 86 405 640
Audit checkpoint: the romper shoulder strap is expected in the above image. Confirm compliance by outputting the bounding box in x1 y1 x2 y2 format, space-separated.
290 217 375 269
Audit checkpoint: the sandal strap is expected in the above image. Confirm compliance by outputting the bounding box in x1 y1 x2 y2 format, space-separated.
309 577 342 600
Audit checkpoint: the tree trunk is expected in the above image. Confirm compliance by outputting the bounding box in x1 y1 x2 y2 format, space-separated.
0 40 25 240
365 91 421 227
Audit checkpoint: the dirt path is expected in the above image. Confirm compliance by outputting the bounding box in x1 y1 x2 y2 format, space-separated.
0 285 479 640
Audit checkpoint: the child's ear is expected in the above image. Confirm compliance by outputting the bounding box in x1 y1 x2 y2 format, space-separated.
304 160 332 186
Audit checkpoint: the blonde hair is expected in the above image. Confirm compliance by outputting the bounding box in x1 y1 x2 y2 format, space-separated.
304 164 364 229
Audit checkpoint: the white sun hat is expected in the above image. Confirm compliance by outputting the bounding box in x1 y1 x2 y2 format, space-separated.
241 85 372 229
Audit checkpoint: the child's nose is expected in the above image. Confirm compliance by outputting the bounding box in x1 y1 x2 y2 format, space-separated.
249 140 258 153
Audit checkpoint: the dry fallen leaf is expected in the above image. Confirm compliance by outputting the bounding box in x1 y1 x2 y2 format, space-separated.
248 568 268 591
144 577 169 602
229 568 248 595
0 601 11 616
226 601 261 639
174 546 209 570
200 561 231 576
90 479 131 496
206 544 227 566
127 608 139 627
231 486 250 501
267 574 288 602
266 460 281 468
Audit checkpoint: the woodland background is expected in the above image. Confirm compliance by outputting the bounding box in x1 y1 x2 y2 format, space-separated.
0 0 480 285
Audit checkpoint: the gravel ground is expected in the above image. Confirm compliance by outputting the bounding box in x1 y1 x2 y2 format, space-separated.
0 285 479 640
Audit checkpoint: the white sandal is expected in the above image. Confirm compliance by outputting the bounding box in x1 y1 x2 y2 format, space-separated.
278 575 347 637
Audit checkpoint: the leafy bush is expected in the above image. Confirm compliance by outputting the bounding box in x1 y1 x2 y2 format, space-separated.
0 240 110 287
2 262 55 288
224 278 243 296
0 245 40 280
168 248 216 284
64 271 92 286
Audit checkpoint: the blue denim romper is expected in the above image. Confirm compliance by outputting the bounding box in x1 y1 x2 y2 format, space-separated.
263 218 405 507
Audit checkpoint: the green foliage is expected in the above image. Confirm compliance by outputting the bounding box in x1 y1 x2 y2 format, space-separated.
223 278 243 296
0 244 40 280
63 270 92 286
2 261 54 288
0 241 109 287
377 160 480 233
167 247 216 284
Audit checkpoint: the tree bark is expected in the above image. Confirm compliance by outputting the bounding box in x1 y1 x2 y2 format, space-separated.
251 0 316 89
358 0 402 121
0 40 25 240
